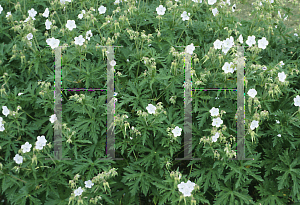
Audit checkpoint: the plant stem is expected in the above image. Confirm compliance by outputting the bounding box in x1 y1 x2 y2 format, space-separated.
0 170 27 184
20 109 36 120
55 12 63 29
176 30 185 45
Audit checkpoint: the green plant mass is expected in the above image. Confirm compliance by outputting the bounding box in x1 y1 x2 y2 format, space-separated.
0 0 300 204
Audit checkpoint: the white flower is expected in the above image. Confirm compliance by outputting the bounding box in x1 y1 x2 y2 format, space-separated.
26 33 33 41
81 10 86 14
232 4 236 12
85 180 94 188
223 36 234 48
221 36 234 54
114 0 122 5
78 13 83 19
222 62 235 74
45 19 52 30
42 8 49 18
110 60 116 67
156 5 166 15
294 33 298 37
35 136 47 150
35 141 45 150
37 135 47 146
258 37 268 49
46 37 60 49
277 134 281 137
28 8 37 18
66 20 76 31
86 30 92 41
209 107 219 116
6 12 11 18
212 8 218 16
294 95 300 107
212 117 223 127
74 187 84 196
21 142 32 153
50 114 57 123
238 34 243 44
250 120 259 130
246 35 256 47
60 0 72 4
278 72 286 82
276 120 280 124
127 59 129 62
74 35 85 46
24 15 35 22
177 180 196 197
146 104 156 114
278 11 281 18
212 132 220 142
18 93 24 96
172 126 182 137
192 0 202 2
208 0 217 5
0 5 3 14
279 61 285 67
181 11 190 21
185 180 196 190
247 88 257 98
98 5 106 14
2 106 10 117
185 43 195 55
213 39 222 49
13 154 23 164
0 123 4 132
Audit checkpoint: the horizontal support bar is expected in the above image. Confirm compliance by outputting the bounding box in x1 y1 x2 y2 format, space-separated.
193 89 237 90
61 88 107 90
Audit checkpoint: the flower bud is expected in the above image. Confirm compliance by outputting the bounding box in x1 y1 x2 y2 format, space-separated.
32 154 38 166
103 181 109 192
67 138 72 144
78 199 84 205
157 31 161 37
74 174 80 181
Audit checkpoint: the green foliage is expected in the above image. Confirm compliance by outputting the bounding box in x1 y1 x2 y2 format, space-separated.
0 0 300 204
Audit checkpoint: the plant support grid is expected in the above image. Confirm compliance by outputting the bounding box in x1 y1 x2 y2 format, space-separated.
44 45 124 162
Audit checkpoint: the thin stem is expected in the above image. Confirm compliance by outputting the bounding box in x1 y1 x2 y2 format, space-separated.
136 41 140 80
0 170 27 184
159 18 160 31
83 105 92 119
133 151 138 161
20 109 36 120
176 30 185 45
32 35 40 52
55 12 63 29
144 116 148 126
